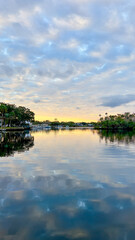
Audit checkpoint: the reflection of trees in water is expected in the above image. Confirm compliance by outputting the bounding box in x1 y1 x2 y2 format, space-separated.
0 131 34 157
98 130 135 144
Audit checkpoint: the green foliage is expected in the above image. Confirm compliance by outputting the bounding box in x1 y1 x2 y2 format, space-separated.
50 121 60 127
0 102 35 127
94 113 135 130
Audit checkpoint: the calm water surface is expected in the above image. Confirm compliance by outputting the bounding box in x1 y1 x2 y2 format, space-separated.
0 129 135 240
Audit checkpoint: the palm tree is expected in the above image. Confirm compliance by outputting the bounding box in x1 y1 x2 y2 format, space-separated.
0 103 8 127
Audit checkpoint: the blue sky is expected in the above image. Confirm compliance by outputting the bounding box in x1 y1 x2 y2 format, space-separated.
0 0 135 121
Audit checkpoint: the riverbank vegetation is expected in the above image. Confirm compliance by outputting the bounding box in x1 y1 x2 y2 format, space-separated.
93 112 135 130
0 103 34 127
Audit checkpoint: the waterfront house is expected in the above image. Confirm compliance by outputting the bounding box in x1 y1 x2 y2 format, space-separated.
88 124 93 127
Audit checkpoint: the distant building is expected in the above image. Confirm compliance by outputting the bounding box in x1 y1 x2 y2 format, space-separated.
76 123 83 127
88 124 93 127
22 121 32 129
25 121 32 127
43 124 51 129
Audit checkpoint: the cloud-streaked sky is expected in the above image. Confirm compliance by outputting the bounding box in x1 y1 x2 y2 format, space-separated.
0 0 135 121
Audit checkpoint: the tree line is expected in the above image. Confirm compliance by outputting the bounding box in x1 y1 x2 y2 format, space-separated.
93 112 135 130
0 103 35 127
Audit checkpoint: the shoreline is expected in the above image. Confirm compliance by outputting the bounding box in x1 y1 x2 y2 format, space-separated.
0 127 31 131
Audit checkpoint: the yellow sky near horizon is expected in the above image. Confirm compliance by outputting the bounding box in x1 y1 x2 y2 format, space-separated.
35 113 99 122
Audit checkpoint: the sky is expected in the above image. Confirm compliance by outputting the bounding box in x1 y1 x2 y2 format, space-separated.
0 0 135 122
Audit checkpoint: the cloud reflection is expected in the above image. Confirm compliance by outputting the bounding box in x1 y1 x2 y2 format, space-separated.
0 174 135 239
0 130 135 239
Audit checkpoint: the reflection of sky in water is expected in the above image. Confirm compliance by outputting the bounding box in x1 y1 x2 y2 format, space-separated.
0 129 135 239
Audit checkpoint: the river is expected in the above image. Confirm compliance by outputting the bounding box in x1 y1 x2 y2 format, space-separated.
0 129 135 240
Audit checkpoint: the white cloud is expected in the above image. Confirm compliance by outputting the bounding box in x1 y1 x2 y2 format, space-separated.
53 14 90 30
104 9 122 32
60 39 79 49
0 0 135 120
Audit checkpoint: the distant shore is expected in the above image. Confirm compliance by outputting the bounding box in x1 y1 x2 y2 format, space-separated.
32 125 94 130
0 126 94 132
